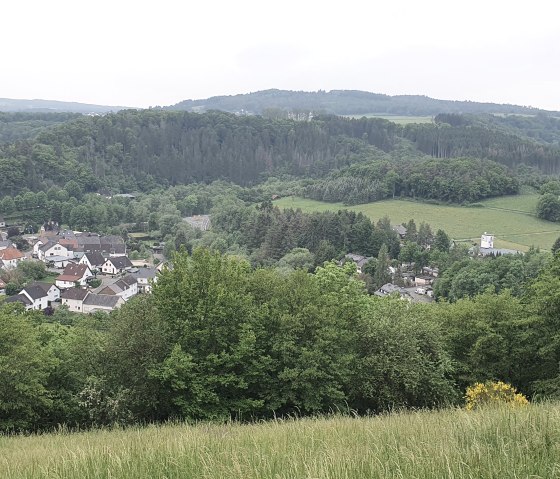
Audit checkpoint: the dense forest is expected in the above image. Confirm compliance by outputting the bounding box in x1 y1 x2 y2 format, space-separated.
169 89 558 116
0 112 81 143
436 113 560 146
304 157 519 204
1 108 558 202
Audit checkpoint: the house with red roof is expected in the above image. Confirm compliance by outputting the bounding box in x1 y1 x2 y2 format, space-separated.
55 263 92 289
0 247 26 269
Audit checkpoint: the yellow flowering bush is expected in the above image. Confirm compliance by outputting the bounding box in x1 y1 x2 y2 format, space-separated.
465 381 529 410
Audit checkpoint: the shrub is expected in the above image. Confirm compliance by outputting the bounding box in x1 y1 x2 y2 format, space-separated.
465 381 528 410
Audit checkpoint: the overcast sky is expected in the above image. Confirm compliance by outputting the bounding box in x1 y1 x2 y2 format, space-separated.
2 0 559 110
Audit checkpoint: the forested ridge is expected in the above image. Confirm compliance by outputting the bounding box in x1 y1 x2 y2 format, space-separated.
169 89 559 116
1 108 559 204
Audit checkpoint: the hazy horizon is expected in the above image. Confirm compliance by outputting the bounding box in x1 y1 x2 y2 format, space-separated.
3 0 559 110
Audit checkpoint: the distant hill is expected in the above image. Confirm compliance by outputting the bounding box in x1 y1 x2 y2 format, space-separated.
168 89 559 117
0 98 131 114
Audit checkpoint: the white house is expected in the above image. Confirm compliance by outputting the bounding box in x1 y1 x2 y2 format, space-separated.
61 288 89 312
481 233 494 249
32 239 45 257
414 276 434 287
38 241 73 261
56 263 92 289
101 256 133 275
4 282 60 310
79 252 106 271
130 267 158 293
0 247 26 269
21 282 60 310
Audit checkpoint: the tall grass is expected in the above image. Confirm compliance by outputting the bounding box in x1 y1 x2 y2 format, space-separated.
1 404 559 478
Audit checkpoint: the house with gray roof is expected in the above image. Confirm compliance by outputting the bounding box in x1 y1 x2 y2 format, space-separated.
4 293 33 309
392 225 407 239
130 267 158 293
101 256 133 275
61 288 89 312
79 252 106 270
83 293 124 313
343 253 374 274
96 274 138 300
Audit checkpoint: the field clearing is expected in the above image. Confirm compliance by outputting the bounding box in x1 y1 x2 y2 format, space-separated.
274 195 560 250
480 194 538 213
128 232 155 240
1 404 559 479
343 114 434 124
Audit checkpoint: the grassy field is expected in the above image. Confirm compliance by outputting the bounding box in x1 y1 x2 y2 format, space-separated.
275 194 560 251
1 404 559 479
343 114 434 124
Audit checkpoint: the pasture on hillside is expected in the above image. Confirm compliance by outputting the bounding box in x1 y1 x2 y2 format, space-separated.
1 404 559 479
274 194 560 251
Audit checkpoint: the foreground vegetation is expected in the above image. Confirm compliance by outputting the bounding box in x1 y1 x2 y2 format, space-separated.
2 404 559 479
3 247 560 432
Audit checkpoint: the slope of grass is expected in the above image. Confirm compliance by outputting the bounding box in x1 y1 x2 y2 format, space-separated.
274 195 560 251
1 405 559 479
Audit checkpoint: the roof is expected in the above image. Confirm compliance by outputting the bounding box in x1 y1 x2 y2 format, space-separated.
120 274 137 286
61 288 89 301
392 225 407 236
83 252 106 267
22 282 55 300
39 240 63 253
4 293 32 306
130 267 157 279
106 256 133 270
57 263 90 281
83 293 121 308
0 247 25 261
376 283 410 296
96 274 137 295
344 254 372 269
0 240 13 249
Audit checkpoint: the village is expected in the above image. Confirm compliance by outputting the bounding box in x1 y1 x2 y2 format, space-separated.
0 219 162 313
1 209 523 313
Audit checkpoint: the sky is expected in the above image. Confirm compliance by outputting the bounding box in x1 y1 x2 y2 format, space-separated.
2 0 559 110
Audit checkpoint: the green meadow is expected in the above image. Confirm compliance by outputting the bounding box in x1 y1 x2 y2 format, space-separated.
274 194 560 251
1 404 559 479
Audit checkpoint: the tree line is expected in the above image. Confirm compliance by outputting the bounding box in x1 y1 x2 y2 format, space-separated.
303 157 519 204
